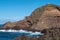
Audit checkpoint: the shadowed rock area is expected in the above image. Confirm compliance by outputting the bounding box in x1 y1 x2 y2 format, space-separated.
1 4 60 40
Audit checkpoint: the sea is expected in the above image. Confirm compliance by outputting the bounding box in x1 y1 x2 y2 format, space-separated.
0 29 43 40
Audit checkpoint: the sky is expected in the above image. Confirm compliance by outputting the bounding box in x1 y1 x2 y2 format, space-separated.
0 0 60 24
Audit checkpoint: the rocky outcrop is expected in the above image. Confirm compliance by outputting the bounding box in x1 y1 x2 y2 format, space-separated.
40 27 60 40
2 21 16 30
2 4 60 31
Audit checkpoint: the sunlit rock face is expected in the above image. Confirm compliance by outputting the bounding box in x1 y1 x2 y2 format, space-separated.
31 10 60 30
2 4 60 31
29 4 60 31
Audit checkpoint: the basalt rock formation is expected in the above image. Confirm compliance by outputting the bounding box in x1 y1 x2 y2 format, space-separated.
2 4 60 31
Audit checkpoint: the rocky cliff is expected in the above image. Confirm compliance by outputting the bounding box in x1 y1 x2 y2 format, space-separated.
2 4 60 31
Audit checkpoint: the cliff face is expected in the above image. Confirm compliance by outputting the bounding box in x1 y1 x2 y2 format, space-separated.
2 4 60 31
31 8 60 30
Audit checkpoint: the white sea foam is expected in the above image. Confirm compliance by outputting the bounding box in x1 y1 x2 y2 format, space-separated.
0 29 43 35
29 32 44 36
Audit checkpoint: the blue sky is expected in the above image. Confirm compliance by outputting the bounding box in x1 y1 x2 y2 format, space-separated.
0 0 60 24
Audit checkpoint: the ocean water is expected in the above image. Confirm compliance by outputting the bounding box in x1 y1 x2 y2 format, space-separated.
0 30 43 40
0 32 23 40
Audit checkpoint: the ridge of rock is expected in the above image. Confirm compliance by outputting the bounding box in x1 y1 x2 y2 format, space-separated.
2 4 60 31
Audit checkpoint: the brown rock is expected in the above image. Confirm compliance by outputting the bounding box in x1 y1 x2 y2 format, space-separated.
40 27 60 40
14 35 39 40
14 36 21 40
2 21 16 30
30 4 60 31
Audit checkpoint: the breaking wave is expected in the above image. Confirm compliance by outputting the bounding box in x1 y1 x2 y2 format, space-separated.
0 29 43 36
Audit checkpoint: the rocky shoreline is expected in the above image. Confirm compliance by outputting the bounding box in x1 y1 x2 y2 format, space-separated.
1 4 60 40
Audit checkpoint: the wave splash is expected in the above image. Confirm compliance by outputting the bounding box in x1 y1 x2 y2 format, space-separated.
0 29 43 36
